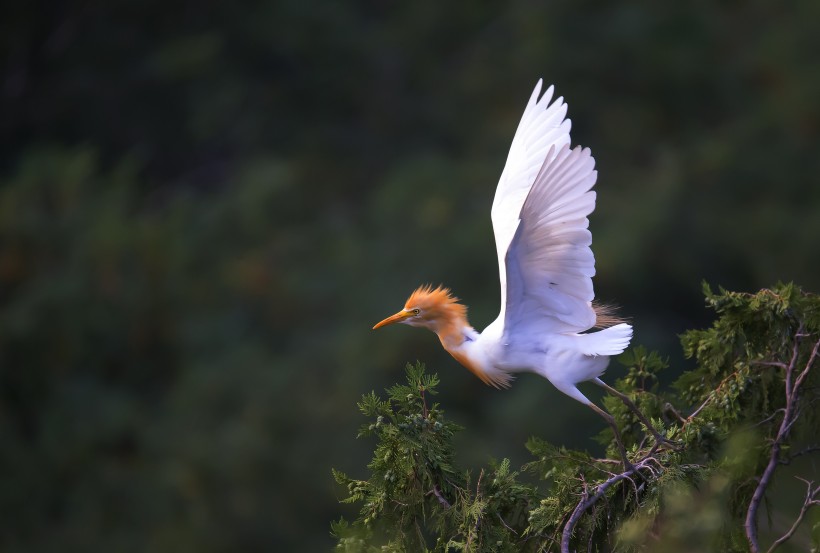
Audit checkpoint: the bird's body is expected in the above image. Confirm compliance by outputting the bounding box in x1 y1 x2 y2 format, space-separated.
377 283 631 407
374 79 633 413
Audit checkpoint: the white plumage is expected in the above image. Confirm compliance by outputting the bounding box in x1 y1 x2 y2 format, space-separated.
373 80 661 455
475 79 633 404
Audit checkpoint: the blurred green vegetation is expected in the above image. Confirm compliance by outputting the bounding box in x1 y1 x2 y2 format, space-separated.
1 2 819 551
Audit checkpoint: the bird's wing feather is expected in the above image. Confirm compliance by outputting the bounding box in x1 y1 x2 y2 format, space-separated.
491 80 571 316
501 143 599 338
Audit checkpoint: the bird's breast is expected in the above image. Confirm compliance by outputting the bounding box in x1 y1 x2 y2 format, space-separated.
446 339 513 390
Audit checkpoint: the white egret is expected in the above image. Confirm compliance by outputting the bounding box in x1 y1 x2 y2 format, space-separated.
374 80 667 462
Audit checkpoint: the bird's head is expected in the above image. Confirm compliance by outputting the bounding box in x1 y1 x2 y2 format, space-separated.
372 285 467 332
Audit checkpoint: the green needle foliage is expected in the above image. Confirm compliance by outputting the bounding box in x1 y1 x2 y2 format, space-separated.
333 284 820 552
333 363 533 552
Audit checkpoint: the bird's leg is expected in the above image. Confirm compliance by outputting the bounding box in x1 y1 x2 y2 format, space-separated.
593 379 678 452
586 402 636 473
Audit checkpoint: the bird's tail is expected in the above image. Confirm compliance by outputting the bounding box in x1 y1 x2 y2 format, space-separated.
577 323 633 357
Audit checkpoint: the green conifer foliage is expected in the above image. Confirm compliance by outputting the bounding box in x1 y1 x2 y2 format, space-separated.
334 284 820 552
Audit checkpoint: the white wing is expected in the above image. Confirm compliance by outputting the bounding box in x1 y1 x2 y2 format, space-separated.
491 80 571 320
503 145 598 336
491 82 599 340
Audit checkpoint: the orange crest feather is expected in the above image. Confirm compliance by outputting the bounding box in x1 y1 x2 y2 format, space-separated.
404 284 467 321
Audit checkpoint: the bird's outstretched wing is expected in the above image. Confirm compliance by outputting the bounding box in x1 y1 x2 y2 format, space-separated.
491 81 598 340
491 80 571 314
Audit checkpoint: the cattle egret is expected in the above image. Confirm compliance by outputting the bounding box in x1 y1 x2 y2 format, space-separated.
374 80 669 464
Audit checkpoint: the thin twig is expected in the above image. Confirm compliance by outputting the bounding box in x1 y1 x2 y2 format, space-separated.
749 408 786 430
419 386 429 419
593 458 622 466
751 361 788 369
686 368 744 422
778 444 820 465
497 513 518 535
664 402 687 425
765 478 820 553
549 452 621 475
428 484 451 509
793 337 820 393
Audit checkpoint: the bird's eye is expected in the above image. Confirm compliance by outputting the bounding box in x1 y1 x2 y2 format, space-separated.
413 309 420 316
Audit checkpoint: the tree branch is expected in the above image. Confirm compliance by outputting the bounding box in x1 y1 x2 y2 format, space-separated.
744 331 820 553
778 444 820 465
561 457 656 553
428 484 451 509
765 478 820 553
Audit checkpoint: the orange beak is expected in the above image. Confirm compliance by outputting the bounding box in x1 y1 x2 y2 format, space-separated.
373 309 413 330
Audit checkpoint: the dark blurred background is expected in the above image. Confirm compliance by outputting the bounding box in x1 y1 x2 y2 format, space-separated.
1 1 819 551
